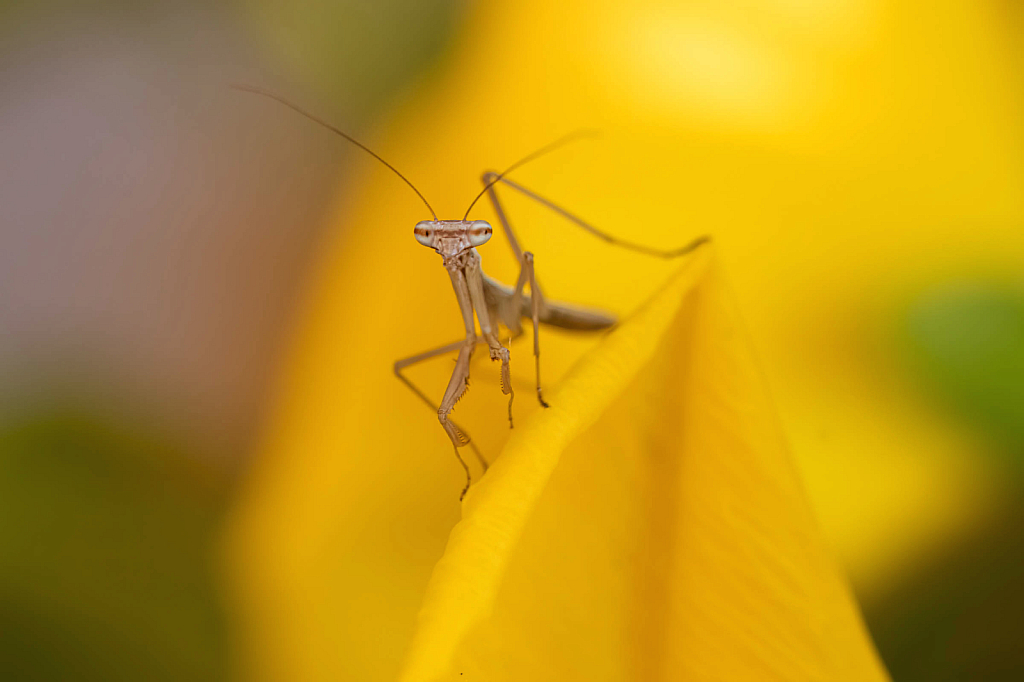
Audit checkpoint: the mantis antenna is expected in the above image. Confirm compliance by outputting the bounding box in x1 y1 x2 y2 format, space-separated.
462 129 599 220
232 84 439 220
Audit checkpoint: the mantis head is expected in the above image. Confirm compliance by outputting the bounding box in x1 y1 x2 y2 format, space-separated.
414 220 493 263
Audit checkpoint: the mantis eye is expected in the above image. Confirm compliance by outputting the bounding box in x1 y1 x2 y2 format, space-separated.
414 221 434 247
468 220 492 247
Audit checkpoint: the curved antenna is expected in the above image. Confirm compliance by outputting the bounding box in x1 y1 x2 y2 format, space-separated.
232 84 438 220
462 129 599 220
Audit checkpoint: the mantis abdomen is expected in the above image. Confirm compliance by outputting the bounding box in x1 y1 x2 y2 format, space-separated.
481 273 616 333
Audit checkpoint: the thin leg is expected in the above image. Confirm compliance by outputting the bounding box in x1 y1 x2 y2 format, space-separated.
394 338 489 473
481 172 710 260
511 251 549 408
482 173 541 302
485 175 551 409
451 444 471 501
438 342 475 501
437 341 475 447
436 267 486 473
464 252 514 427
525 253 549 407
481 170 709 410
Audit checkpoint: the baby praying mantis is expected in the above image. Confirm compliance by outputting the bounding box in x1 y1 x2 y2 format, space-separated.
237 86 709 499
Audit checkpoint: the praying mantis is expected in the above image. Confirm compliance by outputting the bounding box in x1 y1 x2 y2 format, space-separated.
236 86 709 498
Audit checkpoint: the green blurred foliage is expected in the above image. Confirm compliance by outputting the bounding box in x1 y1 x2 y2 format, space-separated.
865 279 1024 680
904 283 1024 462
863 500 1024 681
0 412 230 681
235 0 463 117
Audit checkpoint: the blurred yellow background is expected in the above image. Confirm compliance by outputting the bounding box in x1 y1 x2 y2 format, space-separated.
1 0 1022 680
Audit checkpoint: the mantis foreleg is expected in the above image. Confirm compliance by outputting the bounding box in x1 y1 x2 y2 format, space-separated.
393 338 489 497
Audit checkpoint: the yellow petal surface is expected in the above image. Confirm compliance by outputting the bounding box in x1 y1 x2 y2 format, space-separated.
400 250 887 681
